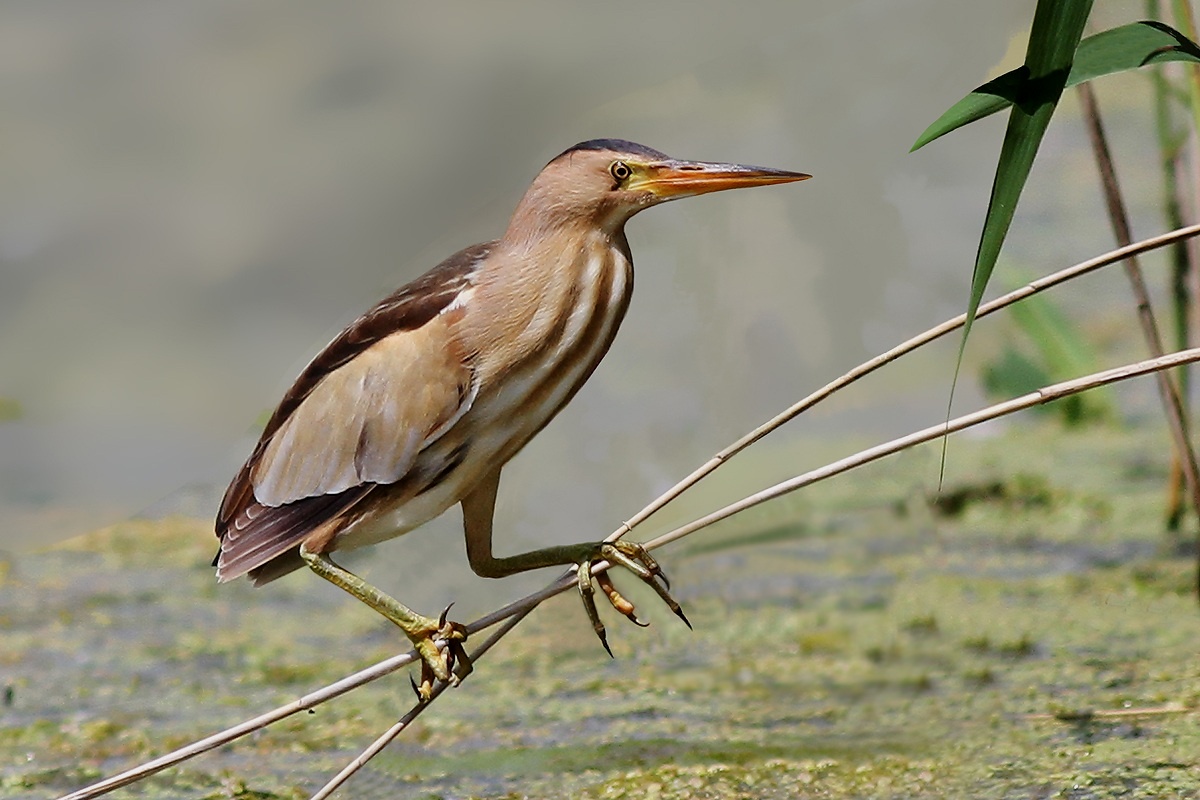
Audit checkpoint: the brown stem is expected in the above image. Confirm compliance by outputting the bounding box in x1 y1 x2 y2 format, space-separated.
1079 82 1200 580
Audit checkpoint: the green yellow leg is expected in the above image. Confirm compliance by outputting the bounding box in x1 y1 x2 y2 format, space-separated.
299 543 469 700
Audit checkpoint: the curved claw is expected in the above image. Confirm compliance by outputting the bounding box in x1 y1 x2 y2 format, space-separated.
412 614 471 702
607 541 689 628
578 562 613 657
575 540 689 655
438 618 472 684
641 570 692 629
597 572 650 628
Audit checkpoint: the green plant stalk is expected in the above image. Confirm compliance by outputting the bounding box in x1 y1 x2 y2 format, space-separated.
1171 0 1200 134
1153 26 1190 378
1148 0 1193 528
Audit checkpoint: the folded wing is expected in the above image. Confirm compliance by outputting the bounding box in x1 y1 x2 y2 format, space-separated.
214 243 488 583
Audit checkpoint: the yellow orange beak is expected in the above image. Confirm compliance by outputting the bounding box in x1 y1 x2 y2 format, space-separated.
630 159 811 199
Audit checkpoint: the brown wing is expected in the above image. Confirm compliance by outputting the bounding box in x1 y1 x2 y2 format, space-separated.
214 242 492 584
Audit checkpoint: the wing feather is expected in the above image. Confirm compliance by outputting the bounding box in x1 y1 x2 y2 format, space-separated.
214 241 491 583
252 327 472 504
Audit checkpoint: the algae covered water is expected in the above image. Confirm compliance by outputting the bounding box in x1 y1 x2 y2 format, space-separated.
4 422 1200 798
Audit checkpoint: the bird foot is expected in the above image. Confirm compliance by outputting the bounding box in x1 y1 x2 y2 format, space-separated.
407 605 471 702
576 541 690 656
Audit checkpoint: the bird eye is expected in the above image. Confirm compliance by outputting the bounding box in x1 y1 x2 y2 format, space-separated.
609 160 631 182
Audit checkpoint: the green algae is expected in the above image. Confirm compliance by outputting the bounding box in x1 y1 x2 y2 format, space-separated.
5 422 1200 798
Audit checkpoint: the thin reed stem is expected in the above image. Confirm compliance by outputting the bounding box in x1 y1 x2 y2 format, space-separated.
642 346 1200 554
307 610 531 800
609 224 1200 543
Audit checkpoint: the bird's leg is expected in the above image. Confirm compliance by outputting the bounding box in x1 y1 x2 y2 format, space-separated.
298 542 469 700
462 471 688 656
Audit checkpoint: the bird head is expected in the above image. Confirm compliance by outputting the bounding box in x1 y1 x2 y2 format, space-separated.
506 139 810 243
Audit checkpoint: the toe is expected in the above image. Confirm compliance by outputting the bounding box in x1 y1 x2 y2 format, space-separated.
597 572 649 628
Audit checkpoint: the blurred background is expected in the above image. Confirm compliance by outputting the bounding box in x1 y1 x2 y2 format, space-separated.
0 1 1175 603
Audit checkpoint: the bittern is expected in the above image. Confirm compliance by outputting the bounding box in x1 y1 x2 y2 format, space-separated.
214 139 808 696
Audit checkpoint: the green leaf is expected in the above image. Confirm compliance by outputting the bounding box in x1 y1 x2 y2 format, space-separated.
959 0 1093 356
912 20 1200 151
